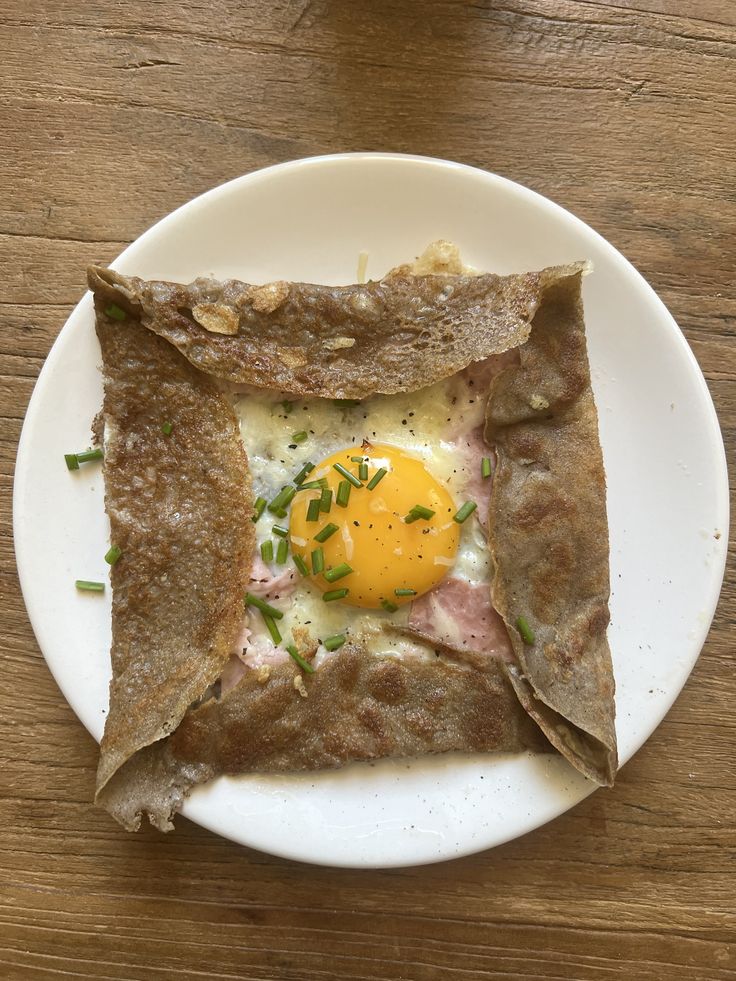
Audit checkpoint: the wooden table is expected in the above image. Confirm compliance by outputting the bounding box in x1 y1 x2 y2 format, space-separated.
2 2 734 978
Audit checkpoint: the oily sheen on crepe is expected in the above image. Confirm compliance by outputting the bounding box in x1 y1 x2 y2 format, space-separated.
87 251 616 833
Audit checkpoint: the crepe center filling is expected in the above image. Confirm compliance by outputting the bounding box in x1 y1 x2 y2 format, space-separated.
220 356 517 693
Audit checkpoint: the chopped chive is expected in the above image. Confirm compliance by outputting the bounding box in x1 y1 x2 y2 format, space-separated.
394 588 417 597
275 485 298 507
311 547 325 574
293 461 315 486
74 448 104 464
282 400 294 414
297 478 329 491
319 487 333 513
323 634 346 652
481 457 492 479
268 485 297 513
272 524 288 538
358 462 368 481
404 504 435 523
64 447 104 469
323 588 349 602
333 462 362 488
293 554 309 576
380 598 398 613
291 430 308 444
275 538 289 564
245 592 284 619
336 479 351 508
314 522 339 543
263 613 282 645
366 468 387 490
516 616 535 645
350 456 365 463
104 303 126 321
161 421 173 436
268 487 287 510
260 539 274 563
306 498 321 522
104 545 122 565
75 580 104 592
252 496 267 522
286 643 315 673
324 563 353 583
333 398 361 407
453 501 478 524
271 506 287 519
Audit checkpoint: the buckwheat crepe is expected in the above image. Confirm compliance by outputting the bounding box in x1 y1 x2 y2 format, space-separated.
88 253 616 832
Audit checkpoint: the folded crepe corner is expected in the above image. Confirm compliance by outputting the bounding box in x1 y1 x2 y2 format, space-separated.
87 252 616 832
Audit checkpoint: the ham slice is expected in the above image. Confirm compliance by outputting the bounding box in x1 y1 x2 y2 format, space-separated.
247 553 297 599
454 423 493 529
408 577 514 662
447 353 519 529
221 634 290 697
230 619 252 655
460 349 519 393
219 655 248 697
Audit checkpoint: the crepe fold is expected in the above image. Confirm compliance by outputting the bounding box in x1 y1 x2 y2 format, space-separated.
93 306 254 797
87 265 556 399
485 272 617 784
87 256 616 833
99 648 547 832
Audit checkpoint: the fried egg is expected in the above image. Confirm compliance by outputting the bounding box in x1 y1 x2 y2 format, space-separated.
233 364 493 659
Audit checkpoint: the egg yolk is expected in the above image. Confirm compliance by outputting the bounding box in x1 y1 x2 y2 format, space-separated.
289 444 459 609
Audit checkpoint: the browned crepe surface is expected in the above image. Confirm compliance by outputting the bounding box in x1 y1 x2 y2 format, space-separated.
87 265 559 399
88 257 615 832
485 270 617 785
94 307 254 795
98 646 548 832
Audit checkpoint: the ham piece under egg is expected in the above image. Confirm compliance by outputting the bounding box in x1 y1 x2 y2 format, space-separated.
454 422 493 529
446 349 518 529
220 556 299 696
410 356 519 659
400 354 521 660
406 577 514 662
222 573 514 698
246 553 297 599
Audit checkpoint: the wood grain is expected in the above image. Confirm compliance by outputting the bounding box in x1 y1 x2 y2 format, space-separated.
1 1 734 978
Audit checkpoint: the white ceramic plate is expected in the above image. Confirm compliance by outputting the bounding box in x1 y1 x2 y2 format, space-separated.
14 154 728 868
